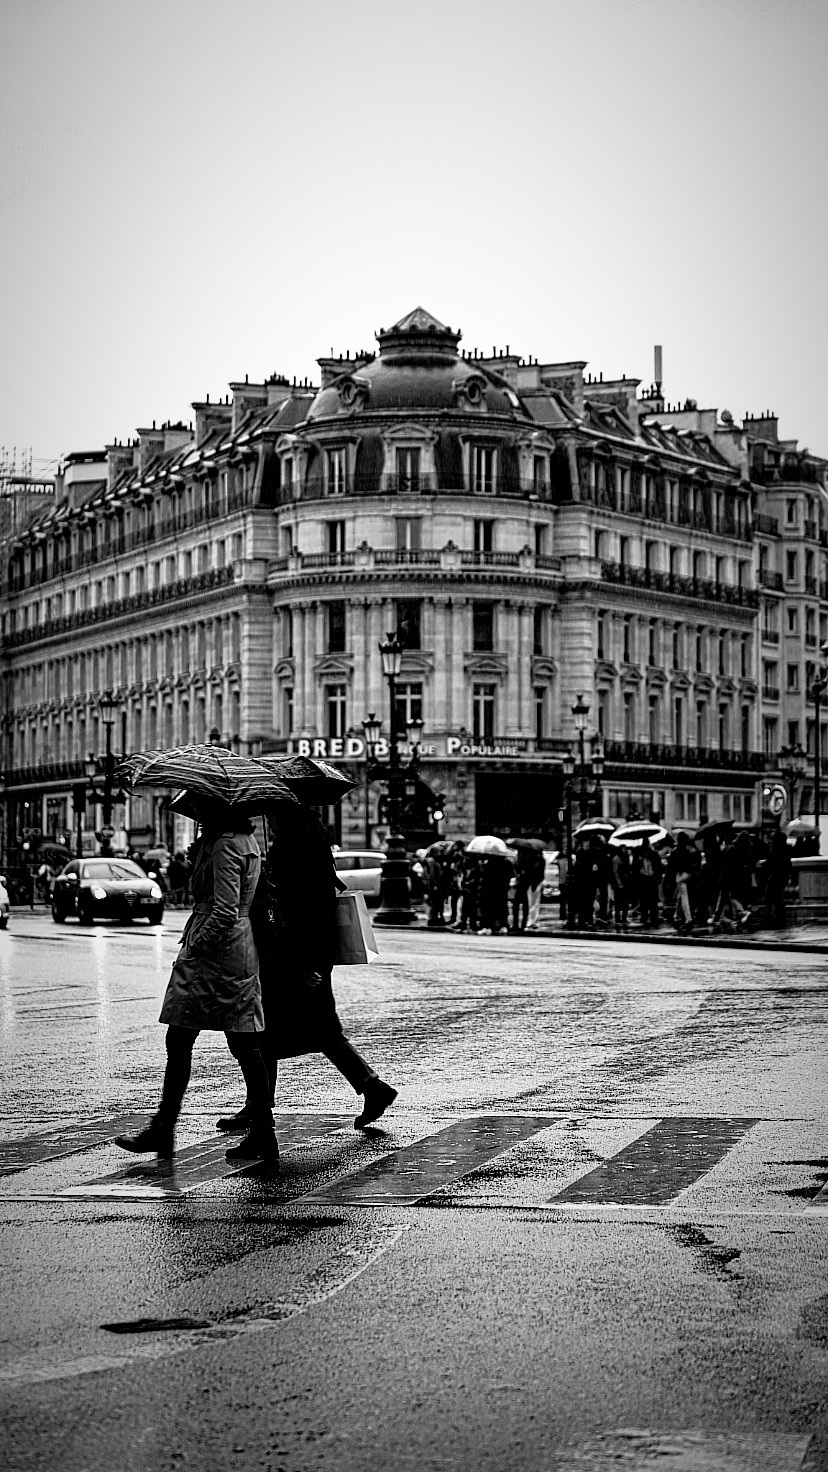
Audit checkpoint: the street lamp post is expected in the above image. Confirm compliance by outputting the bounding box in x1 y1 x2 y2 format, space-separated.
810 641 828 850
85 691 121 856
562 748 575 928
373 633 418 926
779 742 807 827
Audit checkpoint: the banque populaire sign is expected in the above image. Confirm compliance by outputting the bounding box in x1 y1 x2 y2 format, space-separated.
288 734 526 761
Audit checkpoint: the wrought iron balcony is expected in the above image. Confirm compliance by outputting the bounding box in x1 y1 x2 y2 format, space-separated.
600 561 758 607
602 740 765 772
5 565 236 649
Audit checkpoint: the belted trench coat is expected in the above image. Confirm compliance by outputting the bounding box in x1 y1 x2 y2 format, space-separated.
159 828 263 1032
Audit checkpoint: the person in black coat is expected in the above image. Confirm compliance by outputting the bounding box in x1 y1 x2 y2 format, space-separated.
217 804 397 1132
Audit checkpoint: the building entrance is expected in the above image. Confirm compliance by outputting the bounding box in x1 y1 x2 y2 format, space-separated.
474 770 561 843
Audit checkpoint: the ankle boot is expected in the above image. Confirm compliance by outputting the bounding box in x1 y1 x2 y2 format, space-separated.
114 1115 174 1159
216 1106 252 1133
354 1079 398 1129
225 1124 279 1167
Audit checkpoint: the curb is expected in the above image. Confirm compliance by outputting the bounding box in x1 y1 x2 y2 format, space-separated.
392 918 828 955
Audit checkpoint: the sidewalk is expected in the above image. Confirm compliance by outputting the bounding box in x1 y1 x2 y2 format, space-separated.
425 910 828 953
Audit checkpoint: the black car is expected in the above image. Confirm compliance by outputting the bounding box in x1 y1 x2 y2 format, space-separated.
52 858 165 925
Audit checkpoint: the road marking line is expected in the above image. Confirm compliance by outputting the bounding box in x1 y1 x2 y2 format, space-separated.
0 1223 407 1387
548 1117 759 1207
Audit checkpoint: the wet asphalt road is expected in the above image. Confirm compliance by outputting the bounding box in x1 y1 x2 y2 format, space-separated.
0 911 827 1471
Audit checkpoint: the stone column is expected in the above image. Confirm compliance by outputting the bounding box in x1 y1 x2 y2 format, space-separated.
432 598 449 730
504 602 522 738
519 604 535 736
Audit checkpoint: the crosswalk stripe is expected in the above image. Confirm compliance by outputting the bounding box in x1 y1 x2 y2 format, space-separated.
549 1117 759 1206
304 1116 555 1205
2 1114 818 1214
0 1115 149 1176
58 1114 351 1198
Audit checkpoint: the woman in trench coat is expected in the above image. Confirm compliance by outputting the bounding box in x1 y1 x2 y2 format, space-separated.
217 803 397 1132
116 803 278 1164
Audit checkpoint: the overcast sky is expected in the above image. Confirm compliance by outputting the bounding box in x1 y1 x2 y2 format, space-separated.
1 0 826 469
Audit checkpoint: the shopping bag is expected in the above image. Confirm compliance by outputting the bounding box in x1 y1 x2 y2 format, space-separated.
333 891 380 965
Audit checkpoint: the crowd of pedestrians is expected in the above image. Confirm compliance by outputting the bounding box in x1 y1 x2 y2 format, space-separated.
563 825 794 934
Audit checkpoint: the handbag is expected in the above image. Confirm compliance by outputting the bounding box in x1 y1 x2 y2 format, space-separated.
333 891 380 965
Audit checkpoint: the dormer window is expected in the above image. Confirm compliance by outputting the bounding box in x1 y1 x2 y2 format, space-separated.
327 448 347 496
472 446 497 495
282 457 294 496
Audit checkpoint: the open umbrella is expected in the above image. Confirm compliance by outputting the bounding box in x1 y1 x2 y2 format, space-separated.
466 835 512 856
117 744 298 814
37 841 71 866
694 818 735 845
786 817 819 837
506 837 546 853
609 821 671 849
256 754 357 804
572 818 618 840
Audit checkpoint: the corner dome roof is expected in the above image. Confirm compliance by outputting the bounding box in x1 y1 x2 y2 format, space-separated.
305 308 529 423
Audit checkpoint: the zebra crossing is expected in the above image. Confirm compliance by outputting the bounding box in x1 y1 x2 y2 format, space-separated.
1 1111 826 1214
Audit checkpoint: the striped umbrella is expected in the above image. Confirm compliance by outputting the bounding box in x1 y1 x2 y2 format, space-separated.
116 744 298 813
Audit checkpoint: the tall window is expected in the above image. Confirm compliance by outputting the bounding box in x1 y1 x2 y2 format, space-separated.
396 447 421 492
786 550 798 582
623 692 635 743
395 517 422 552
672 623 682 670
741 705 750 753
535 686 546 741
695 627 704 672
327 601 346 653
473 602 494 652
623 614 632 663
284 610 293 658
597 690 609 737
473 519 494 553
718 630 727 675
327 448 347 496
675 696 684 746
472 683 495 741
533 606 545 655
328 520 346 556
394 682 423 728
326 684 347 739
472 446 496 494
395 599 422 649
649 695 659 745
696 701 707 748
741 635 749 678
534 523 548 556
648 620 657 667
284 686 294 736
763 716 778 757
597 610 606 660
719 705 730 749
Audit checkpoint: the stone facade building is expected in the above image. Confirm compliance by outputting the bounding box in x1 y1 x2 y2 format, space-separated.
1 307 825 859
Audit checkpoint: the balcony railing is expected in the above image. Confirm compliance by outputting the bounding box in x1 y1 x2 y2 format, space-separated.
5 565 236 649
762 628 780 643
805 575 818 594
806 633 818 648
460 550 521 568
759 569 784 591
600 561 758 607
602 740 765 772
762 684 780 701
375 548 442 566
805 520 818 539
277 474 557 507
3 759 87 788
4 490 251 595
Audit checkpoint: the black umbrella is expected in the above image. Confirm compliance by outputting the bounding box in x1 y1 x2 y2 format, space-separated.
117 744 298 814
506 837 546 853
256 754 356 805
694 819 735 845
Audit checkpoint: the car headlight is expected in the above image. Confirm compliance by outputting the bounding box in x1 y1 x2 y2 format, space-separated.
91 886 107 901
149 885 163 901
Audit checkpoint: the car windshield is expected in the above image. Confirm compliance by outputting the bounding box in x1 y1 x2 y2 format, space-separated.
109 862 147 881
82 861 145 882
